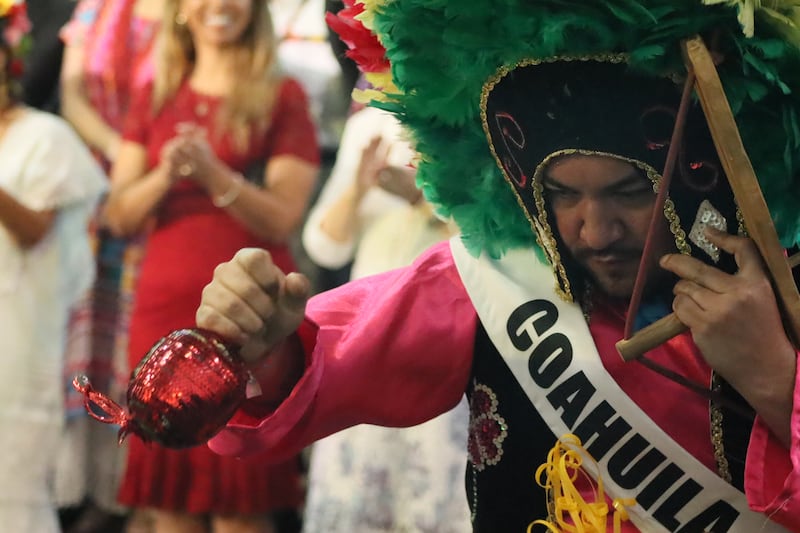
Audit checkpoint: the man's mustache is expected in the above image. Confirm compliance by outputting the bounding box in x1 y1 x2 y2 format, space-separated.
573 246 642 263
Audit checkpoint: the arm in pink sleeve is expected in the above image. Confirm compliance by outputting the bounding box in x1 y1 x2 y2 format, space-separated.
744 351 800 529
209 241 477 460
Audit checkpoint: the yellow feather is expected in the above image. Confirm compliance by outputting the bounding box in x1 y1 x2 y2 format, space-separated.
702 0 800 44
0 0 16 17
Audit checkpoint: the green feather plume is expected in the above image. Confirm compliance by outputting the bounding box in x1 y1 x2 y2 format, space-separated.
365 0 800 256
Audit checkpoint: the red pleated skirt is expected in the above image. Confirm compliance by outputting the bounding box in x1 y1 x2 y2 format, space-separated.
117 205 304 514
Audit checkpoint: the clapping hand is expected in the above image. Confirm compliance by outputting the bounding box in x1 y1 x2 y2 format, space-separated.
377 165 422 205
160 123 221 185
356 135 421 204
355 136 390 196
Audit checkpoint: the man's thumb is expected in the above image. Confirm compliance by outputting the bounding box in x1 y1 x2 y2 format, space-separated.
282 272 311 313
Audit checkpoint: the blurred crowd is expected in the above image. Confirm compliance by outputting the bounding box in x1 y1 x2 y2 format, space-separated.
0 0 469 532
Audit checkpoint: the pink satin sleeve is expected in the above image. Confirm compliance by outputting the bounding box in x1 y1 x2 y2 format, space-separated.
209 241 477 459
744 353 800 530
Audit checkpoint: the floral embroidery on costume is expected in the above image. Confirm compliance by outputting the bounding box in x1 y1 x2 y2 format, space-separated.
468 382 508 471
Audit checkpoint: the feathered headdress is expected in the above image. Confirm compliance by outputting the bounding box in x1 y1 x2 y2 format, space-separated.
328 0 800 261
325 0 395 104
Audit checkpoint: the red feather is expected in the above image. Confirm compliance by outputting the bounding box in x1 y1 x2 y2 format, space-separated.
326 3 390 74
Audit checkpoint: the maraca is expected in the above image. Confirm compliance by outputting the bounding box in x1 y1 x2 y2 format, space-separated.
73 328 249 448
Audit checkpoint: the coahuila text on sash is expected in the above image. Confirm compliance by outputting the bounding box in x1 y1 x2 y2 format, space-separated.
508 298 737 533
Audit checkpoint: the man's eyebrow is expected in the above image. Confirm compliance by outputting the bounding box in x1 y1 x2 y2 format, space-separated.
542 172 649 192
603 173 651 192
541 176 575 190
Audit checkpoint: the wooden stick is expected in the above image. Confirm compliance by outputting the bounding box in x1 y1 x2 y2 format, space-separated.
620 249 800 361
616 35 800 361
617 315 687 362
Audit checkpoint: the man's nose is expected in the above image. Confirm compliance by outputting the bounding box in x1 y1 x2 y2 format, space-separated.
578 199 622 250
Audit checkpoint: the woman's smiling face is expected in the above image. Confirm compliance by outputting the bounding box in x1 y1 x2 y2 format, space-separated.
180 0 253 48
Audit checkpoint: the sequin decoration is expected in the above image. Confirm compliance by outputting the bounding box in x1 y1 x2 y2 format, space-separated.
73 328 249 448
688 199 727 262
467 382 508 471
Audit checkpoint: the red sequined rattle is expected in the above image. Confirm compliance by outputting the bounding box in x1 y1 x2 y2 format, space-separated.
73 328 249 448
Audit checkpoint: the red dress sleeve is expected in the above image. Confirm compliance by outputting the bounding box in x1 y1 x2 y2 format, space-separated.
121 84 153 146
266 78 321 165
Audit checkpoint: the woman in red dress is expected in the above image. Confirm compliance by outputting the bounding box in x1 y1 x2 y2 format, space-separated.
104 0 319 531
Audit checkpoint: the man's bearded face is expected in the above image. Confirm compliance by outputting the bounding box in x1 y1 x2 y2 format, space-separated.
544 154 674 299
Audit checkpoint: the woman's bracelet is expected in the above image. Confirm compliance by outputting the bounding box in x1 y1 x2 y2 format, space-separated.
213 173 244 208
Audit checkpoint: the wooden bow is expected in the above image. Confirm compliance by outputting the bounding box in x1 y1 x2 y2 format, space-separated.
615 35 800 361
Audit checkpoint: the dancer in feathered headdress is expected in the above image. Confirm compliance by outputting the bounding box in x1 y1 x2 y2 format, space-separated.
192 2 800 531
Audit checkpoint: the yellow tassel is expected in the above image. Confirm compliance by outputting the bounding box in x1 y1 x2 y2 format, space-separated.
527 434 636 533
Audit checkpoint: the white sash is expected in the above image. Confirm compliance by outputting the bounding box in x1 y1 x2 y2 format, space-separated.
450 237 786 533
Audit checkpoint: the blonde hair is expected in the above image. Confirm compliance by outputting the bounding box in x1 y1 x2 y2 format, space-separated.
153 0 279 151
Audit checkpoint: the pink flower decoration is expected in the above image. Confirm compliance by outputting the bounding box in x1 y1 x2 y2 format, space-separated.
468 383 508 471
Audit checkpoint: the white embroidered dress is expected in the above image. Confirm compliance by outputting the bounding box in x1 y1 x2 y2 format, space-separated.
0 110 105 533
301 106 471 532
